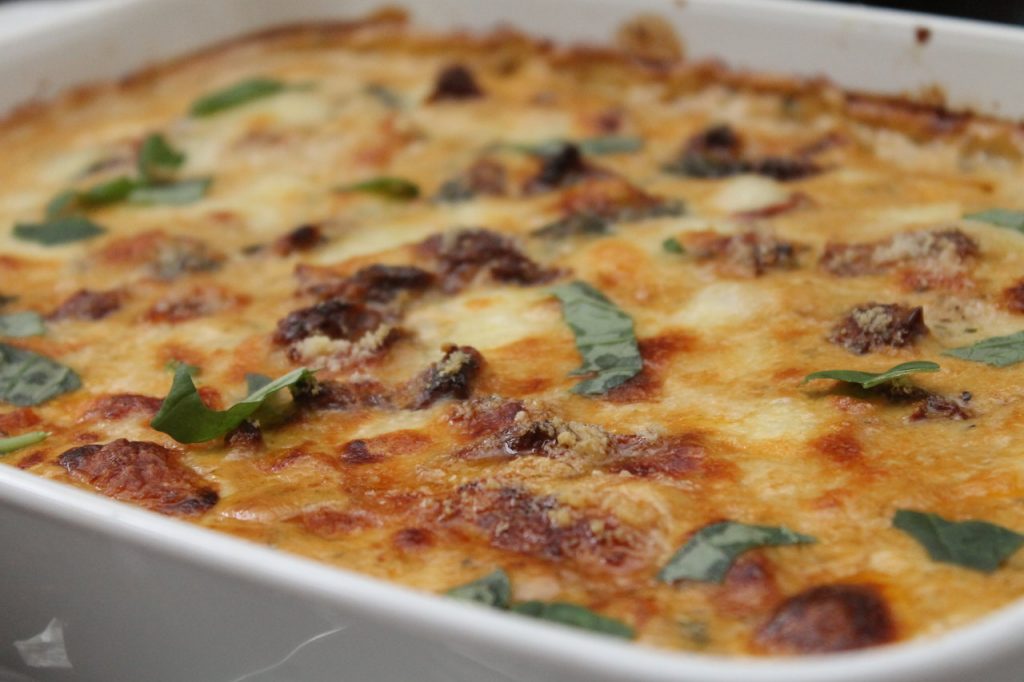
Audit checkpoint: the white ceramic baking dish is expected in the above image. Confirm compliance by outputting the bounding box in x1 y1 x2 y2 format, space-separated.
2 1 1024 680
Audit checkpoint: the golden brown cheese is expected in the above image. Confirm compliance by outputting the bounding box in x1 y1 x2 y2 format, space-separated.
3 10 1024 657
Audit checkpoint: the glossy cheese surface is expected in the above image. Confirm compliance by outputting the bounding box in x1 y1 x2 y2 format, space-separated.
2 12 1024 656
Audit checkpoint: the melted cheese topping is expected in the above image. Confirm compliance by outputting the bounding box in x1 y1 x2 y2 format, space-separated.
3 13 1024 658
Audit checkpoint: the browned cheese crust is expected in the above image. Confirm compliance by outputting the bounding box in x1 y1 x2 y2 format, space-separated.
2 10 1024 656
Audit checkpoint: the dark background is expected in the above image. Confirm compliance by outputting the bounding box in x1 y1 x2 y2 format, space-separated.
824 0 1024 24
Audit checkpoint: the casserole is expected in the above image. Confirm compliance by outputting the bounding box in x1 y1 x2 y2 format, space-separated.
2 0 1024 675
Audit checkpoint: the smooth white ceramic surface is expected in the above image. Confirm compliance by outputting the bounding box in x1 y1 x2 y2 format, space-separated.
1 1 1023 681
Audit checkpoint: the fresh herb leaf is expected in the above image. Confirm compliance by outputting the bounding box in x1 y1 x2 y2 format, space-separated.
0 343 81 406
245 373 273 394
339 177 420 201
511 601 634 639
138 133 185 182
151 366 314 443
364 83 404 109
447 569 511 609
165 359 200 377
0 431 49 455
44 177 139 218
662 237 685 254
659 521 815 584
577 135 644 156
943 331 1024 367
893 509 1024 573
190 77 287 117
77 176 139 207
45 190 80 219
12 216 106 246
128 178 211 206
965 209 1024 233
551 281 643 395
802 360 940 389
531 213 611 239
0 312 45 338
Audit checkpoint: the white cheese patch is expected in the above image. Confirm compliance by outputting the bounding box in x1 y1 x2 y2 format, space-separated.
711 175 790 214
406 288 558 351
667 281 779 329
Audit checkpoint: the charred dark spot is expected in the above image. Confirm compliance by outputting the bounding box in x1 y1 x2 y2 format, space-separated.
409 345 483 409
687 231 801 277
442 482 649 573
343 264 434 304
829 303 927 354
456 417 559 461
524 143 592 194
713 554 783 617
915 26 932 45
225 420 263 450
665 124 821 181
145 286 247 324
448 398 525 438
419 228 558 293
1002 279 1024 314
340 439 383 465
821 229 978 278
755 584 894 654
393 527 434 551
273 224 325 256
292 379 390 411
273 298 384 345
50 289 123 321
436 158 508 202
80 394 163 421
427 64 484 102
607 433 705 478
909 394 973 421
57 439 218 516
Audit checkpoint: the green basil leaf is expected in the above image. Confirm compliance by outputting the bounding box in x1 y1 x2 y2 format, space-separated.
0 312 45 338
659 521 815 584
447 569 511 609
12 216 106 246
128 178 211 206
138 133 186 182
893 509 1024 573
531 214 611 239
577 135 644 156
552 281 642 395
165 359 200 377
0 343 81 406
339 177 420 201
245 373 273 394
0 431 49 455
943 331 1024 367
151 366 314 443
511 601 634 639
45 177 139 218
662 237 685 254
802 360 939 389
190 77 287 117
45 190 80 219
77 176 139 207
965 209 1024 233
364 83 404 109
